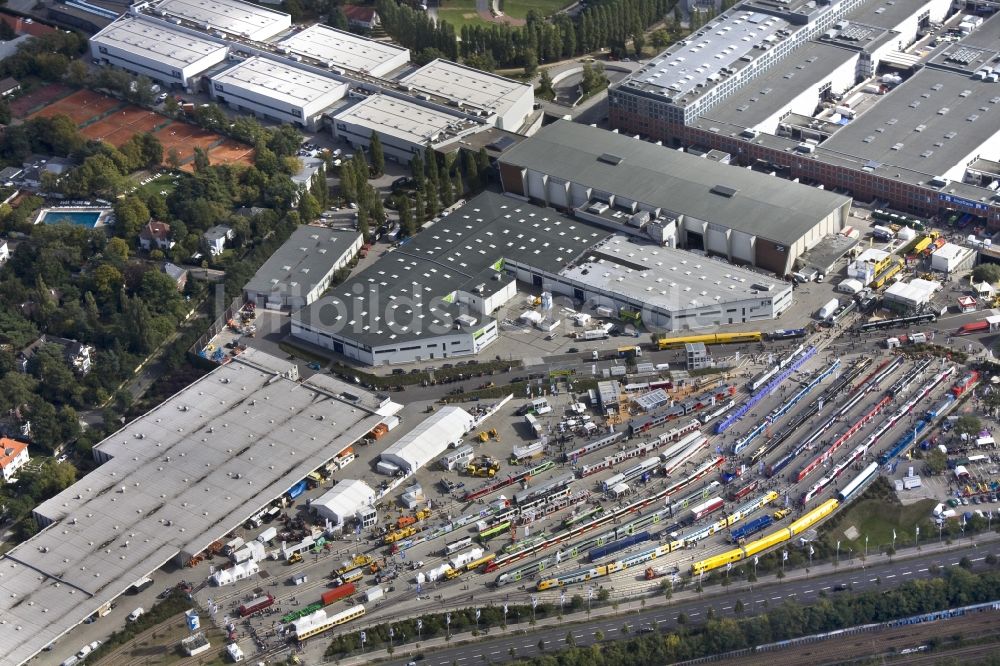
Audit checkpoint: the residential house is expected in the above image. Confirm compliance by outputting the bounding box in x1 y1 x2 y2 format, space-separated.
19 335 94 376
139 220 174 251
20 155 75 189
0 77 20 97
163 262 188 291
0 438 29 482
202 225 233 257
0 165 23 183
342 5 380 30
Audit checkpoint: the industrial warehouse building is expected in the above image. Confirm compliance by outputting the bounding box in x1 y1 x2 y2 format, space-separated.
243 226 362 311
89 16 229 91
332 94 486 164
606 0 1000 229
378 406 475 474
498 121 851 276
136 0 292 41
275 23 410 78
312 479 377 526
0 349 398 666
398 59 534 132
95 0 535 163
209 57 348 130
291 192 798 364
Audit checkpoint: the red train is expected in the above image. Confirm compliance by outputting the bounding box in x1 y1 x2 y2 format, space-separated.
952 371 980 397
238 594 275 618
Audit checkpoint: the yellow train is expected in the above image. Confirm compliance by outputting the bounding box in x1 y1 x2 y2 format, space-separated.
691 499 838 576
654 332 763 350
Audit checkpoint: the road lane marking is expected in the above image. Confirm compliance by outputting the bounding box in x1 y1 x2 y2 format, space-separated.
689 612 700 617
804 589 814 593
771 596 782 600
886 574 896 579
869 578 877 582
918 568 928 572
902 571 912 575
722 606 731 610
656 620 667 624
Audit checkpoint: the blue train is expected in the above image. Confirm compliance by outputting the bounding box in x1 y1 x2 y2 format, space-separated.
587 531 651 562
729 515 773 542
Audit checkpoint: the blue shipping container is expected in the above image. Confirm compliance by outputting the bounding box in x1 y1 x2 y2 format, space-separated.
288 480 307 500
588 531 650 561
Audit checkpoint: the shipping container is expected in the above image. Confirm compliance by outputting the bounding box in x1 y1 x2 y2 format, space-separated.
321 582 356 606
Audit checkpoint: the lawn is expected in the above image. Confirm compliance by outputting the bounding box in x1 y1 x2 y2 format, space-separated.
437 5 491 29
133 172 179 199
820 496 938 555
500 0 572 19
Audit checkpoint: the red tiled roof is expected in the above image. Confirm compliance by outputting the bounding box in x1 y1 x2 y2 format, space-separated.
343 5 377 21
140 220 172 240
0 438 27 470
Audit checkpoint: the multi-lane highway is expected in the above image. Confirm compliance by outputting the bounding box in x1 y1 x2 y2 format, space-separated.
376 540 999 666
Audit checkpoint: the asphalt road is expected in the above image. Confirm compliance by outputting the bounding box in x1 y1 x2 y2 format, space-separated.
376 542 998 666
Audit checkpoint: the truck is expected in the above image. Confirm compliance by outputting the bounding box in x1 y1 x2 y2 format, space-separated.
644 565 680 580
365 586 385 603
257 526 278 544
127 576 154 595
817 298 839 321
321 582 356 605
238 594 275 618
579 328 609 341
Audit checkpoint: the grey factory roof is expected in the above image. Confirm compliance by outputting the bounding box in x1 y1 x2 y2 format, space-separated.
147 0 289 38
276 23 408 75
332 94 476 147
561 235 786 312
212 57 346 108
244 225 361 298
620 10 791 101
702 41 857 128
500 121 851 243
821 66 1000 178
397 59 531 116
293 192 608 346
91 16 228 68
844 0 927 30
0 349 390 666
928 13 1000 74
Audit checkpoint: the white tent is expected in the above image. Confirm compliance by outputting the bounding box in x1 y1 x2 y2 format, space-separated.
312 479 376 525
379 406 474 473
211 560 259 586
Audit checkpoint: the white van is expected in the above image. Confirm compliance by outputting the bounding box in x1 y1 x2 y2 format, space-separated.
128 607 144 623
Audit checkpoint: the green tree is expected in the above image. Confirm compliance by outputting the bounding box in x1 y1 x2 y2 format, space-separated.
105 237 130 264
954 415 982 438
93 263 123 295
536 69 555 100
113 196 150 241
298 191 321 222
369 132 385 177
192 147 211 172
523 48 538 77
399 196 416 237
925 447 948 474
973 263 1000 284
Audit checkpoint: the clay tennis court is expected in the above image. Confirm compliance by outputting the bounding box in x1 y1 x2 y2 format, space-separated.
29 89 123 125
9 83 72 118
155 121 220 163
80 106 165 146
208 140 255 167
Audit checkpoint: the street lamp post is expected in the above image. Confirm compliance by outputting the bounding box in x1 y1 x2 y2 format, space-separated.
836 540 840 566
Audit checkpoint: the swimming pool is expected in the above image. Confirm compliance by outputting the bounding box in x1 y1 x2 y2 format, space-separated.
35 208 110 228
